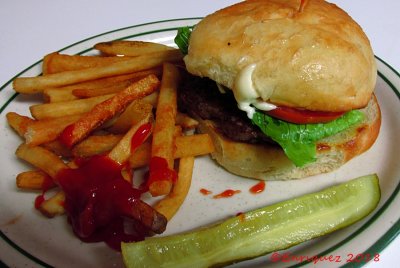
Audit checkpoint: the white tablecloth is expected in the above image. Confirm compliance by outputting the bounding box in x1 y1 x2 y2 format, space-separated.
1 1 399 267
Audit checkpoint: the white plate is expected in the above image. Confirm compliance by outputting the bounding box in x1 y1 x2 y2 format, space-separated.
0 19 399 268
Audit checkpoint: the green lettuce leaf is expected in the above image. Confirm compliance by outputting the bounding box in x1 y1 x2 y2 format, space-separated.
174 26 192 55
251 110 365 167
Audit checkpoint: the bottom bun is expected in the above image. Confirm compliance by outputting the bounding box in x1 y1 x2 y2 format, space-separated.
198 95 381 181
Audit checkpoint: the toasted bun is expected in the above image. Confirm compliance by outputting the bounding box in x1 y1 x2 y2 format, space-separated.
184 0 377 112
196 95 381 180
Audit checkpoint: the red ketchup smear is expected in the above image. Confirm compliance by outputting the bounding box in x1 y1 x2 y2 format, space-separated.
34 175 57 209
213 189 241 199
131 123 152 153
34 195 45 210
53 122 153 251
249 181 266 194
200 188 212 196
59 124 75 148
147 157 178 189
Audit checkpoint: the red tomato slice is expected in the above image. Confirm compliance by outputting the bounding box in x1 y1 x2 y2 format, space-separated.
266 106 345 124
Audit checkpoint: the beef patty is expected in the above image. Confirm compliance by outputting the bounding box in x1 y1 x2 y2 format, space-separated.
178 71 274 145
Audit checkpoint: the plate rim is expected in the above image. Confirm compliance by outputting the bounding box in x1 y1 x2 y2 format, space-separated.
1 18 399 268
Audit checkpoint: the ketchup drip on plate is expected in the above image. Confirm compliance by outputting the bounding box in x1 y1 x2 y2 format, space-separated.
249 181 265 194
200 188 212 195
213 189 241 199
50 122 166 251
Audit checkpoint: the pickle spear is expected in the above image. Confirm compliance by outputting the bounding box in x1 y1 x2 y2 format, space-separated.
122 174 380 268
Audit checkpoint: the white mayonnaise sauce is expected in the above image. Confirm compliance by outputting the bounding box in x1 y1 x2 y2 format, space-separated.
233 64 276 119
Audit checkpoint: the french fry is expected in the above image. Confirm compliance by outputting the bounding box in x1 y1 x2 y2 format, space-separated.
59 74 160 148
13 49 182 94
107 99 153 134
38 191 66 218
72 134 123 158
121 169 134 184
42 140 72 158
127 141 151 168
71 134 142 158
24 158 77 217
43 87 78 103
107 114 152 183
16 170 56 190
149 63 180 196
176 113 199 129
141 91 159 106
94 41 174 57
42 52 56 75
43 52 132 74
130 134 214 169
6 112 34 137
16 132 213 191
128 125 180 170
151 63 180 166
173 134 215 159
15 144 67 180
25 114 83 146
71 131 213 164
72 68 162 98
9 39 218 239
43 72 155 103
153 156 194 220
108 116 153 165
30 94 114 119
71 79 135 98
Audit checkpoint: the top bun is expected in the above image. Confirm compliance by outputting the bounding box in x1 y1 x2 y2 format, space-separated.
184 0 377 112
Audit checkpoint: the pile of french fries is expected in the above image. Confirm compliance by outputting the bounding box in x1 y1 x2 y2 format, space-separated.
7 40 215 223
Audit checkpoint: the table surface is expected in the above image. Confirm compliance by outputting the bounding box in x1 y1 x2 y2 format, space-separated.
1 1 399 267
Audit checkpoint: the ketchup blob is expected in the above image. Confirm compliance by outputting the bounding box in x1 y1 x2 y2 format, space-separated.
40 122 166 251
249 181 266 194
56 155 148 250
131 123 152 153
59 124 75 148
200 188 212 195
213 189 241 199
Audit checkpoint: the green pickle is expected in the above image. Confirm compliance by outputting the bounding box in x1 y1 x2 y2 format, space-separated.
122 174 380 268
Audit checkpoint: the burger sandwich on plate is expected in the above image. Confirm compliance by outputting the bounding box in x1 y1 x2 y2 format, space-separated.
176 0 381 180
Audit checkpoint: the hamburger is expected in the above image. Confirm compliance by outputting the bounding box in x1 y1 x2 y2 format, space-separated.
176 0 381 180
